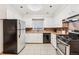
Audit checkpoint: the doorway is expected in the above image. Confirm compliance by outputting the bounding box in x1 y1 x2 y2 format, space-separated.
43 33 51 43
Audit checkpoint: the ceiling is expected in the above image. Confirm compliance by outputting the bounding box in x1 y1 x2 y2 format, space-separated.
8 4 65 17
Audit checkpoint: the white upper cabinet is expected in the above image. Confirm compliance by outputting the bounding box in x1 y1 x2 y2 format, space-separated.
24 17 32 28
44 17 62 28
44 17 53 28
52 19 62 27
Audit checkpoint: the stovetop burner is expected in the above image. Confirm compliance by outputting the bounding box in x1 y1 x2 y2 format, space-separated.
57 35 71 44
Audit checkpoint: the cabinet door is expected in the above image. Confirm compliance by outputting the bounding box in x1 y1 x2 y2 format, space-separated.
25 33 43 43
34 33 42 43
53 19 62 27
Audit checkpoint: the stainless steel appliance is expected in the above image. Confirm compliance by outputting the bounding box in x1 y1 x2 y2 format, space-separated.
56 34 79 55
3 19 26 54
69 32 79 55
56 36 70 55
68 19 79 55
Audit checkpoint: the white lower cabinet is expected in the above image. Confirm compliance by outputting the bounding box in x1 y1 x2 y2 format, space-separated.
25 33 43 43
51 34 57 48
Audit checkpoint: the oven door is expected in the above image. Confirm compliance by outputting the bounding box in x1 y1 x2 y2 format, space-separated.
56 39 70 55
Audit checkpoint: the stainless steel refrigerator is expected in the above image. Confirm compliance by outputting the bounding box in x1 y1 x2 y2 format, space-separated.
3 19 26 54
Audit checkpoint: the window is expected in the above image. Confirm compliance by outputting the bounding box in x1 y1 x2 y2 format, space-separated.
32 19 44 30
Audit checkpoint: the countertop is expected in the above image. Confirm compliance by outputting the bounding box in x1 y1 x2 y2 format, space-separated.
26 30 68 35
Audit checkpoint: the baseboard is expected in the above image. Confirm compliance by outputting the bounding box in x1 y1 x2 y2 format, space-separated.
0 51 3 55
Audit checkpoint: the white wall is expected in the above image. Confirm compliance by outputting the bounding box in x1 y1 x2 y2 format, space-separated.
52 5 79 22
0 5 6 53
0 5 6 19
0 4 24 20
7 5 23 20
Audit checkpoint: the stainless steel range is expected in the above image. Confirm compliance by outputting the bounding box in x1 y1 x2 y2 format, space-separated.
56 33 79 55
56 35 70 55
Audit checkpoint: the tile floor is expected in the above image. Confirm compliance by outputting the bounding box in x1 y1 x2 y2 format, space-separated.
19 44 57 55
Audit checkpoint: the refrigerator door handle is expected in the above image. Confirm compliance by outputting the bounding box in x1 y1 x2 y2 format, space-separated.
19 21 21 38
19 30 21 38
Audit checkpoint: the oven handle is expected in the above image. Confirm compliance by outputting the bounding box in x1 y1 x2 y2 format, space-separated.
57 39 69 46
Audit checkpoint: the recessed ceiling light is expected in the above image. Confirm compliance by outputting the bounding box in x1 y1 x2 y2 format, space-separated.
27 4 42 11
49 5 52 8
20 6 23 8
